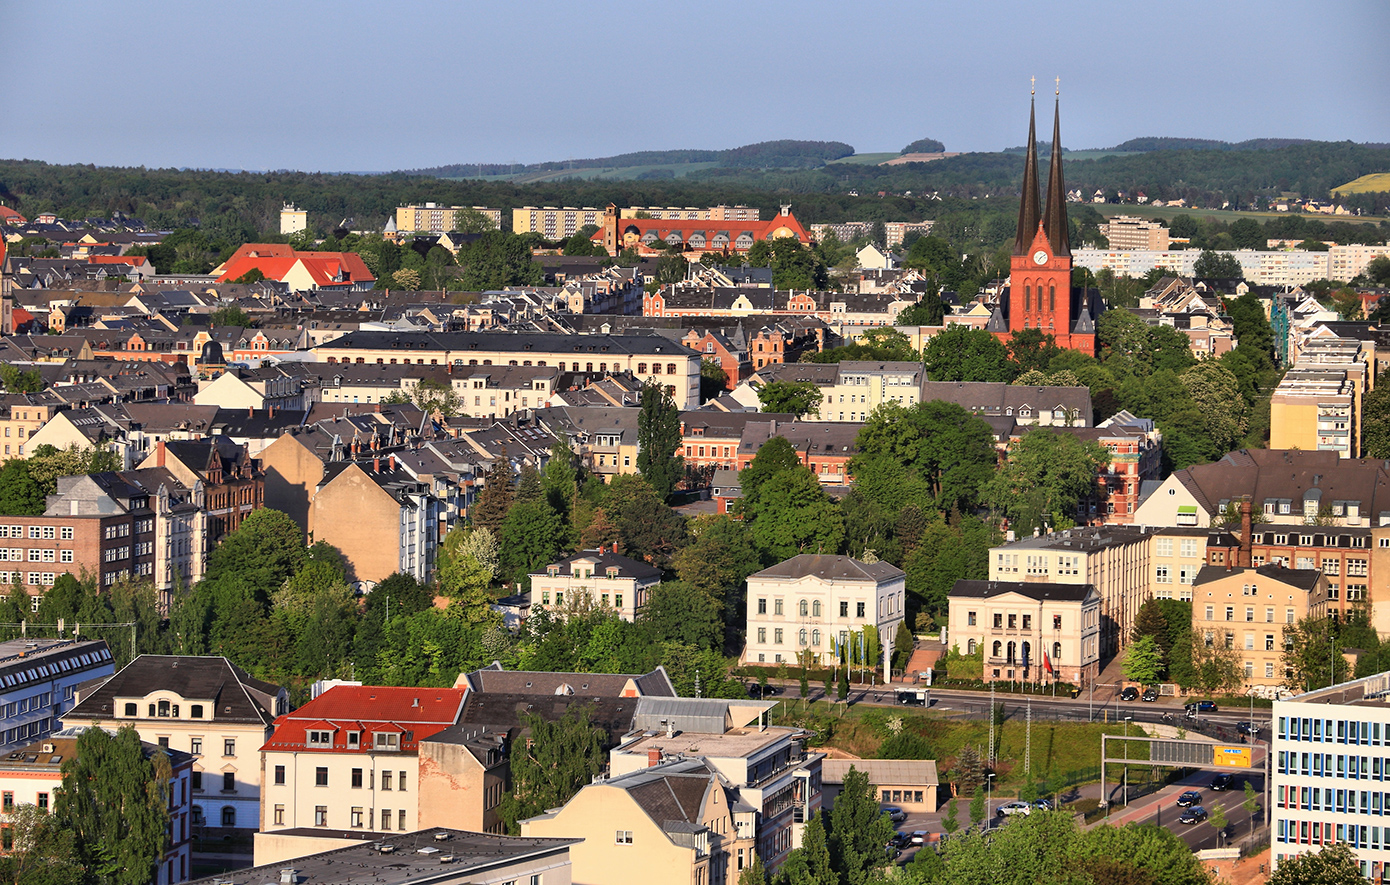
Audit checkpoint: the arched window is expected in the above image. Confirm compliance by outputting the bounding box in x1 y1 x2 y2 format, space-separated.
1007 641 1017 664
812 629 821 646
158 699 170 717
1053 641 1062 662
799 600 808 617
799 629 808 646
992 640 1002 658
221 806 236 827
124 702 137 716
812 601 821 617
191 805 204 826
1049 285 1056 311
1022 641 1031 666
967 638 977 655
1024 285 1031 311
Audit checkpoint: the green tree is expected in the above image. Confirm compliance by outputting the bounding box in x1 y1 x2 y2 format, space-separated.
893 619 915 673
1176 630 1243 695
745 465 844 564
968 790 985 828
437 527 499 624
837 667 849 701
640 581 722 649
498 500 565 587
498 705 605 834
655 254 689 285
954 744 985 798
0 800 84 885
636 381 684 501
53 725 170 885
1361 367 1390 458
204 507 306 596
1179 360 1248 454
1193 250 1244 279
941 798 960 834
453 207 495 233
1121 634 1165 686
1007 329 1064 374
1242 780 1260 837
853 400 997 515
0 459 45 516
923 326 1016 382
756 380 823 419
896 296 945 326
1207 801 1227 838
983 429 1110 533
901 137 946 154
673 514 761 622
1131 597 1174 668
209 305 252 327
1282 615 1350 691
700 358 729 401
1268 843 1364 885
0 363 44 393
779 812 838 885
827 766 895 885
472 459 514 534
739 855 769 885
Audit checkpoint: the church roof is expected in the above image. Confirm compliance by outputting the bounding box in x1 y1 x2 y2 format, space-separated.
1013 97 1042 257
1043 97 1071 259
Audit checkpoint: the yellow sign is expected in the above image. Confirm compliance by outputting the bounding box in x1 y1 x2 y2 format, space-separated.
1213 746 1253 768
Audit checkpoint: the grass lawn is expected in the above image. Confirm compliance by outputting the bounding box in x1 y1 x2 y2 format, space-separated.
771 699 1162 797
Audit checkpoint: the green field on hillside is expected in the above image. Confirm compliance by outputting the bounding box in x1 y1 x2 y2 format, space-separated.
1334 173 1390 195
1094 203 1388 226
826 152 900 166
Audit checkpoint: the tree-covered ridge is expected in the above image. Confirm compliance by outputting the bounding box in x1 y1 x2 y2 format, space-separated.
405 139 857 178
1106 136 1322 152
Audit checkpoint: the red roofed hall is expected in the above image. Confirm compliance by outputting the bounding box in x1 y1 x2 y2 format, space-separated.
213 244 375 292
597 203 810 257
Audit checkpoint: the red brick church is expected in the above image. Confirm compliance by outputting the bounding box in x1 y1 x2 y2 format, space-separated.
987 90 1101 355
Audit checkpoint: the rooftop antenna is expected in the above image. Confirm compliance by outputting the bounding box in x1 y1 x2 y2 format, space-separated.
1030 75 1035 96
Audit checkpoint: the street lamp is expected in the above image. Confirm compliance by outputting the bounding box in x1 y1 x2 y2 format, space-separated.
1123 716 1133 806
987 772 996 826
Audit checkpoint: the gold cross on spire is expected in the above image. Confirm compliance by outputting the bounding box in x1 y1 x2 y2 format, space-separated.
1055 77 1061 96
1030 76 1036 95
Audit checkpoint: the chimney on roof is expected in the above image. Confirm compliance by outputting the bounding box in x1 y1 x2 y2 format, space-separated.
373 456 380 473
248 406 253 419
156 439 166 467
375 403 381 413
269 405 275 418
1240 499 1253 568
647 749 661 768
389 455 396 472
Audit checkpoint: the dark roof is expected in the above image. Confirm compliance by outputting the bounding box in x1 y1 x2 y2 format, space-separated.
534 549 662 581
752 554 903 582
455 691 641 746
1013 97 1041 256
460 665 675 698
950 580 1097 602
1194 563 1326 591
65 654 283 726
319 330 699 358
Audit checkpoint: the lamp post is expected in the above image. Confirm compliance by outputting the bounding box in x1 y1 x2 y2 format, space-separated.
1123 716 1133 806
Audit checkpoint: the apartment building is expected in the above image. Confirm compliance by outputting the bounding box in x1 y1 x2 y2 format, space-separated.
1192 564 1328 688
528 547 663 622
0 728 194 885
621 205 761 222
1329 244 1390 282
809 221 934 249
396 204 501 233
310 459 442 586
752 361 923 422
947 580 1101 687
1099 216 1171 251
1269 337 1369 459
732 419 860 486
679 411 795 474
279 203 306 235
1073 248 1334 286
0 394 57 459
512 206 606 240
743 555 906 669
1271 671 1390 880
0 469 209 603
988 526 1153 656
313 331 702 410
1135 449 1390 529
314 362 561 418
0 639 115 751
62 655 287 837
259 685 467 837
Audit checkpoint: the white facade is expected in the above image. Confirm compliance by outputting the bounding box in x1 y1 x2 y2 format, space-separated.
1074 248 1336 286
1272 672 1390 879
280 204 307 235
743 555 905 669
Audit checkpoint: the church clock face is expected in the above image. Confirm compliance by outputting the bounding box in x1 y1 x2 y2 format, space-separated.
1032 250 1049 265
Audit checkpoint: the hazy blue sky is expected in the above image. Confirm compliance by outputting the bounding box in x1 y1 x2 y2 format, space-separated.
3 0 1386 172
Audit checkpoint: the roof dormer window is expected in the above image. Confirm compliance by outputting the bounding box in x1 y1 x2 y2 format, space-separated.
308 729 334 747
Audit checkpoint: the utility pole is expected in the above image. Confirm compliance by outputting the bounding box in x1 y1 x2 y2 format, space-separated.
988 680 996 766
1025 696 1032 776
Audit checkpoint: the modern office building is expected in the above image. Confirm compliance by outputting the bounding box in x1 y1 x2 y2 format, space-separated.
1272 671 1390 879
0 638 115 751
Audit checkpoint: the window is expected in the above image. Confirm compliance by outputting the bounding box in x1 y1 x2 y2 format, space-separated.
36 793 47 810
223 772 235 792
812 601 821 617
757 598 767 615
221 806 236 827
1156 538 1173 557
2 792 12 812
190 704 203 719
274 765 285 785
399 810 406 830
1266 634 1276 651
1225 606 1234 621
398 770 407 792
1155 565 1171 583
374 733 399 751
381 771 393 791
799 599 808 617
308 729 332 746
315 806 328 827
757 627 766 643
841 601 849 618
616 830 634 844
124 702 137 716
315 767 328 787
224 739 235 757
352 768 363 788
774 628 783 645
381 809 392 830
1246 607 1255 622
774 599 783 615
273 804 284 826
192 771 202 791
857 602 865 618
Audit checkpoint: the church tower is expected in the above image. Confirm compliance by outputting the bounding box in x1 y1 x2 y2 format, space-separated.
997 83 1095 355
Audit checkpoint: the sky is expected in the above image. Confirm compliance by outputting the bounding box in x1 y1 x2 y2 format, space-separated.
3 0 1387 173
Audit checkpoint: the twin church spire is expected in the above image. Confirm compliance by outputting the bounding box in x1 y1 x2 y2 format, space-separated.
1012 81 1070 260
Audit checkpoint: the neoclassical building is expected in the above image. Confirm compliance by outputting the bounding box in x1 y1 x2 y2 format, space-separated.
948 579 1101 688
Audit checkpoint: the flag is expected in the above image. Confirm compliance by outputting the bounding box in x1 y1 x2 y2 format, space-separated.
1044 650 1054 675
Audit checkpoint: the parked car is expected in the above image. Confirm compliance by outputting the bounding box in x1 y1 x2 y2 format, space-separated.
1178 806 1208 825
748 683 781 698
890 831 912 849
1211 774 1235 791
1033 797 1054 811
1120 687 1139 701
1176 790 1202 807
1237 722 1261 736
885 844 902 860
1142 687 1159 702
882 805 907 823
910 831 928 845
997 801 1033 817
1194 700 1218 712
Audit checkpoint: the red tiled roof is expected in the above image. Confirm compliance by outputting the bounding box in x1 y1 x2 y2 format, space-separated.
89 255 150 266
0 206 24 224
261 685 466 754
214 245 374 285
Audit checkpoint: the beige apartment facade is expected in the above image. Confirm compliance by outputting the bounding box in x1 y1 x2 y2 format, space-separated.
1099 215 1171 251
62 655 286 836
513 207 606 239
1191 564 1329 689
1148 527 1210 601
948 580 1101 687
988 526 1152 656
396 204 501 233
528 548 662 622
743 555 906 670
0 396 55 459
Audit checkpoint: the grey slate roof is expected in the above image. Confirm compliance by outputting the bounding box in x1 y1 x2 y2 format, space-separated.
66 654 284 726
949 580 1097 603
752 554 904 582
